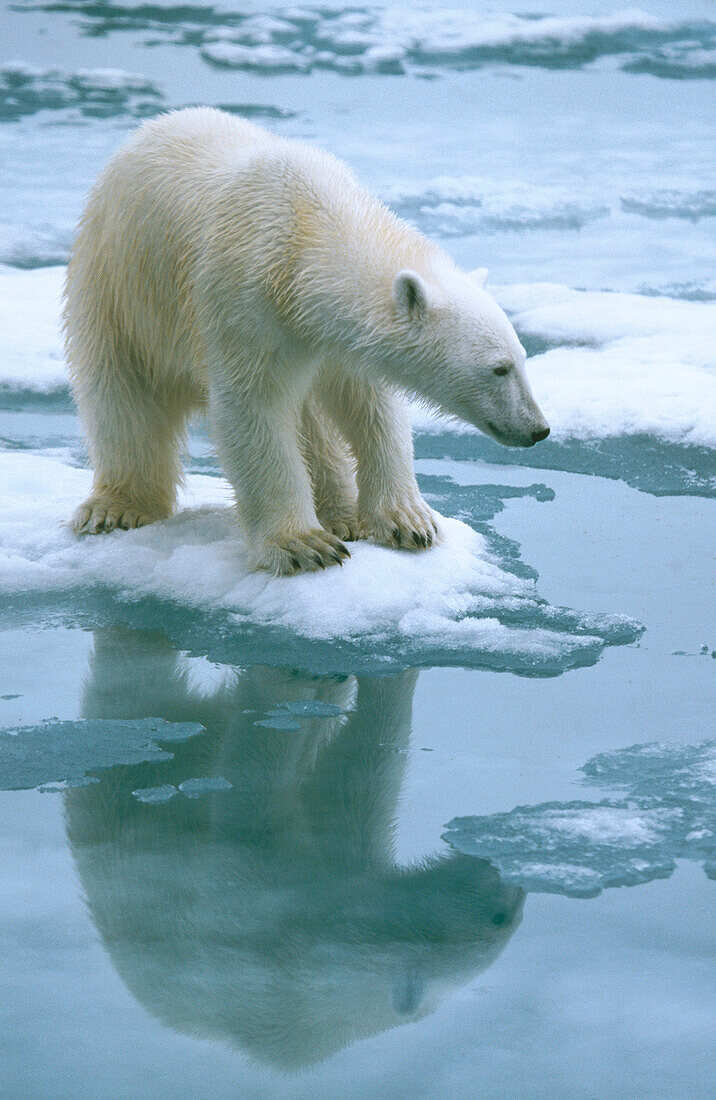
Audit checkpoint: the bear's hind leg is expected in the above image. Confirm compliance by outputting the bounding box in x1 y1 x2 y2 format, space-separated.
72 371 191 535
300 396 358 542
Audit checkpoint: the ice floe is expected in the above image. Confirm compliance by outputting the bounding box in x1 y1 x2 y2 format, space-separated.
0 451 640 674
445 738 716 897
414 281 716 449
0 266 67 393
0 62 163 122
14 3 714 81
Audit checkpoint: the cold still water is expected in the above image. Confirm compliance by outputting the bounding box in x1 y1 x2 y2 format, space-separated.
1 0 715 1097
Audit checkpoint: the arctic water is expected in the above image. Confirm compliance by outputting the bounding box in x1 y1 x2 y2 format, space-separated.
0 0 714 1096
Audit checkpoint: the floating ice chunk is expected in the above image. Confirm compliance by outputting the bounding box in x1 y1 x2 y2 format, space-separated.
132 784 178 803
363 44 407 74
255 698 348 729
0 62 163 121
255 715 302 731
178 776 233 797
444 738 715 897
385 177 609 235
0 718 205 791
201 42 310 71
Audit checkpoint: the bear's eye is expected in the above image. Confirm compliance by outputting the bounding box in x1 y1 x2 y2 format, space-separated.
493 361 511 377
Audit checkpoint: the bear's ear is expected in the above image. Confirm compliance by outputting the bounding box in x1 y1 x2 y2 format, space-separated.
393 270 429 319
468 267 489 288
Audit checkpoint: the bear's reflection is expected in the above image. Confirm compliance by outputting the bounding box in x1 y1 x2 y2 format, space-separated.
65 629 524 1069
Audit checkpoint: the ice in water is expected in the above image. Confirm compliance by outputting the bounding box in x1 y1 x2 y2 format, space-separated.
445 739 716 897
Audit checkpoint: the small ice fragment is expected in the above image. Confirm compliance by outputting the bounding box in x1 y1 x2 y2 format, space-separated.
38 776 100 793
255 715 302 731
178 777 233 798
132 785 177 804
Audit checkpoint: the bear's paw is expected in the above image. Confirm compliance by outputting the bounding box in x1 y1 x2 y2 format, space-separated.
358 496 439 551
257 528 351 576
71 496 157 535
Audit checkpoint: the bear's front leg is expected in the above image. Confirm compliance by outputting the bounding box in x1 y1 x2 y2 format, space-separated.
324 373 439 551
209 371 350 575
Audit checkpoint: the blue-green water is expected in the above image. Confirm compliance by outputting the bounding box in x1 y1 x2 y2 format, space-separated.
1 0 714 1095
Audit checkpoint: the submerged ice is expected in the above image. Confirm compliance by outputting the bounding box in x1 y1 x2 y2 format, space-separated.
0 717 204 790
444 739 716 897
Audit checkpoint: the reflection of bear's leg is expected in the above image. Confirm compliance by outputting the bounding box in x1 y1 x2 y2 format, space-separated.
320 371 438 550
305 670 419 865
72 357 193 534
82 628 196 722
209 361 350 574
300 395 358 542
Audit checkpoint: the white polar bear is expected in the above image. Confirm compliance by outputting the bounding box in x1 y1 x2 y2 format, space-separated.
64 107 549 574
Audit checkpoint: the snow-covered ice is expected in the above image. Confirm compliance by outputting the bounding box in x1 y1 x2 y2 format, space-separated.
414 281 716 447
191 7 716 80
0 451 640 673
0 266 67 392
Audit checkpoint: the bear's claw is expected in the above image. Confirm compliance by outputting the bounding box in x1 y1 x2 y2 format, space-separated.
260 528 351 575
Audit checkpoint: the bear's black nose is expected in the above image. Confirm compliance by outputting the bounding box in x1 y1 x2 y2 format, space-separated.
532 427 550 443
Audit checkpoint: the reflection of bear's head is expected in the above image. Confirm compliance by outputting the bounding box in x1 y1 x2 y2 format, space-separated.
65 630 524 1069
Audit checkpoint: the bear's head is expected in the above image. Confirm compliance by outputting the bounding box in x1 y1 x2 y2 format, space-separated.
390 265 550 448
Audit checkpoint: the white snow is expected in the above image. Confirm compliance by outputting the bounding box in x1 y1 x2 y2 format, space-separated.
0 266 67 392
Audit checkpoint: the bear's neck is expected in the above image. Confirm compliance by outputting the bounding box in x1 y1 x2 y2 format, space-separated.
285 187 448 371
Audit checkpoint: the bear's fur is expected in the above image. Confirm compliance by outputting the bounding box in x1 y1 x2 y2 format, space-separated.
64 107 548 574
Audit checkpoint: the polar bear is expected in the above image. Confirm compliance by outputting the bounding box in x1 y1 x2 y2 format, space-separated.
64 107 549 574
